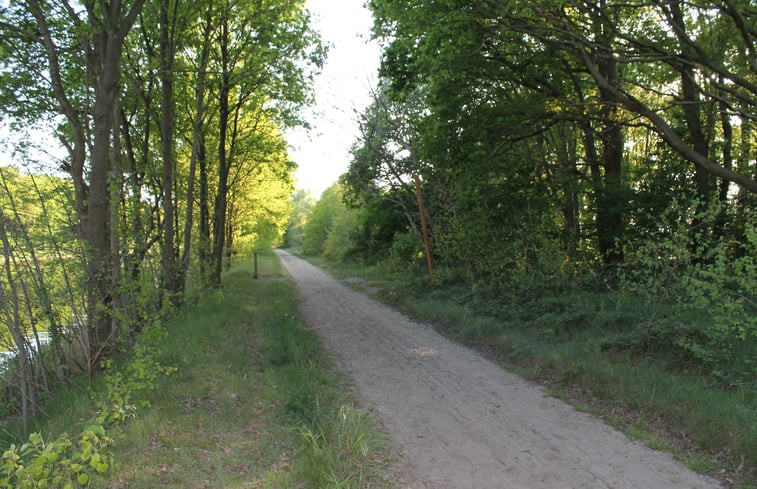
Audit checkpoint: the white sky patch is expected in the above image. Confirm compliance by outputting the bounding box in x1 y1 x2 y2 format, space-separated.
288 0 381 197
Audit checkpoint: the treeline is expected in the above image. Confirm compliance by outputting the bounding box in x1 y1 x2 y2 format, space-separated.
0 0 321 431
303 1 756 387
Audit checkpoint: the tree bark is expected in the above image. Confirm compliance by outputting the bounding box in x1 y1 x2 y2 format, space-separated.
82 0 147 366
669 0 712 204
210 17 231 287
593 3 625 265
159 0 178 300
87 28 122 364
180 8 212 292
198 138 211 280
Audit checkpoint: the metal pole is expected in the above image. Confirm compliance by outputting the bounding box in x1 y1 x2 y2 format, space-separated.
413 174 434 282
253 251 258 279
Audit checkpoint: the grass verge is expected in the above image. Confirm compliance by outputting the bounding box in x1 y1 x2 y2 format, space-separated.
0 252 393 489
299 252 757 489
102 252 393 488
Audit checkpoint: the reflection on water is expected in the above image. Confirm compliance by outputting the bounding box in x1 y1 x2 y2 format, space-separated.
0 331 52 370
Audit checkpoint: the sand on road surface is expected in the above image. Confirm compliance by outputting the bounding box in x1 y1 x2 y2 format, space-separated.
276 250 722 489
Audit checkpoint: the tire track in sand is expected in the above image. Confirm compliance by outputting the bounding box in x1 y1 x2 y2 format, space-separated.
276 250 721 489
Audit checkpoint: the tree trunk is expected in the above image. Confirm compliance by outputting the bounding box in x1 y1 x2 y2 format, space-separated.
225 199 234 271
669 1 712 205
159 0 179 301
552 125 581 257
715 77 734 238
198 138 211 280
24 0 146 370
87 30 123 365
110 100 124 336
210 18 231 287
120 107 147 282
85 0 147 366
180 9 212 293
593 2 625 265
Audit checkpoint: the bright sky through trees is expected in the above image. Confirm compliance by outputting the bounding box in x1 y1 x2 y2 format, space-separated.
0 0 379 195
287 0 381 197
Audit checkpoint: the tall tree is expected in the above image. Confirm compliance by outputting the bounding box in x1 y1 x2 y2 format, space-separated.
1 0 146 366
206 0 323 287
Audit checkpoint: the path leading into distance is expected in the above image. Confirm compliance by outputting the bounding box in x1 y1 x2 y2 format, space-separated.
276 249 722 489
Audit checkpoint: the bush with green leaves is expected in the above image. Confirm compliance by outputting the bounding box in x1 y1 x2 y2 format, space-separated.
302 184 359 260
0 322 175 487
323 205 359 261
97 321 176 425
0 426 111 489
617 201 756 385
389 230 423 268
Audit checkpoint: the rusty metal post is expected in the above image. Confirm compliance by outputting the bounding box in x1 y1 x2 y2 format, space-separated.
413 174 434 282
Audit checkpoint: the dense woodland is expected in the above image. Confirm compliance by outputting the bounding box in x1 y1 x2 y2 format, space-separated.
301 0 756 391
0 0 322 432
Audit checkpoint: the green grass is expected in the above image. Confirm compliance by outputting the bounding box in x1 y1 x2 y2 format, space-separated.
0 252 393 488
301 254 757 487
101 252 393 488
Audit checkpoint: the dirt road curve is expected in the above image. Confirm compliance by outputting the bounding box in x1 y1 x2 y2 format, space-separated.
276 250 722 489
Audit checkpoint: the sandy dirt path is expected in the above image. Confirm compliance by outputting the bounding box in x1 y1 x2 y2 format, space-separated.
276 250 722 489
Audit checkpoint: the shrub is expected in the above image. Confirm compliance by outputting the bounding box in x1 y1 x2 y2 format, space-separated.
0 322 176 487
617 202 756 385
389 230 423 267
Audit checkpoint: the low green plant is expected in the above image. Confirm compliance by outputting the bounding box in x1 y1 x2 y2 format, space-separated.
0 320 175 488
297 405 385 489
388 230 423 268
96 322 176 425
0 426 111 489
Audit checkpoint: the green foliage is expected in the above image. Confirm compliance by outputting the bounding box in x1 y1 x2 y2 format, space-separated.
284 190 317 248
614 204 757 385
301 184 358 260
389 230 423 268
228 124 297 253
96 322 177 425
350 198 409 261
0 321 175 487
614 229 757 388
302 186 339 255
0 426 112 489
324 204 359 262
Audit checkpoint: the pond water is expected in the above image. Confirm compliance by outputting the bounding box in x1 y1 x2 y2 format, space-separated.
0 331 52 370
